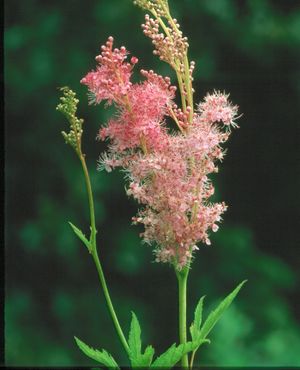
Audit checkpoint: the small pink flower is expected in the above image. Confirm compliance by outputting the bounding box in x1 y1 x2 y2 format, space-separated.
198 90 239 128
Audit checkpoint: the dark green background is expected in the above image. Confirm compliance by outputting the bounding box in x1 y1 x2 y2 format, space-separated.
5 0 300 366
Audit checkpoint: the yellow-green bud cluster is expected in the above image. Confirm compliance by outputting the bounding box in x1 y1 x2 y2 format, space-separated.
56 87 84 152
133 0 168 17
142 15 188 72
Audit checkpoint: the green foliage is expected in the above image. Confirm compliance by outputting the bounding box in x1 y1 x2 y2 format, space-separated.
151 342 194 368
141 345 156 367
188 281 246 367
68 222 91 252
74 337 120 369
128 312 154 367
198 280 247 341
190 295 205 343
190 281 246 347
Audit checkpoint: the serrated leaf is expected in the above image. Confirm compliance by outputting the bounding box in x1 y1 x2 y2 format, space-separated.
135 345 155 367
74 336 119 369
192 338 211 353
69 222 91 252
151 341 194 368
128 312 142 361
190 295 205 343
199 280 247 340
128 312 155 367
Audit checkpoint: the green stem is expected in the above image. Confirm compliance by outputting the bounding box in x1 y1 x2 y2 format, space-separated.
78 152 130 356
190 348 197 369
154 13 187 112
79 154 97 247
159 4 194 117
176 266 189 368
92 247 130 355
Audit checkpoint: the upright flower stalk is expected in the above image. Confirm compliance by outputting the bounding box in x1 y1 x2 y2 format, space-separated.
56 88 130 356
57 1 246 368
176 266 189 367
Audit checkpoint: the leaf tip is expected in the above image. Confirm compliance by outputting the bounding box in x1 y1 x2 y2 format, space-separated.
74 336 81 347
130 310 138 321
239 279 248 288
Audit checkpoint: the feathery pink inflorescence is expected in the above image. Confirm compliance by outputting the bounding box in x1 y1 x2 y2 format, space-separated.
81 37 176 152
103 71 175 151
81 37 239 270
128 115 229 268
80 36 136 105
198 91 239 128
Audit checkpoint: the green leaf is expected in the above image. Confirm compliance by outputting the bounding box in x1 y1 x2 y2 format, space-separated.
136 345 155 367
151 341 194 368
74 337 119 369
128 312 154 367
194 338 210 348
128 312 142 361
69 222 91 252
190 295 205 343
199 280 247 340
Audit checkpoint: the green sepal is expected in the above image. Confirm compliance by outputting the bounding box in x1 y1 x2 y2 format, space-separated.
199 280 247 341
74 336 120 369
128 312 155 367
69 222 91 252
151 341 194 368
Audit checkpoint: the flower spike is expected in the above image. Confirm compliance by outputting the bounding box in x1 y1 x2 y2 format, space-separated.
56 87 84 154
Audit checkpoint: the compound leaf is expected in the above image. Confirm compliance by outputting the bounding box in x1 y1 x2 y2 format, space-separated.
199 280 247 340
151 341 194 368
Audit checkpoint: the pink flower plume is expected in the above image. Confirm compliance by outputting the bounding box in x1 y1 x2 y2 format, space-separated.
82 38 240 270
80 36 136 104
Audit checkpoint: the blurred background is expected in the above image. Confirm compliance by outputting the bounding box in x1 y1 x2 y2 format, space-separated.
5 0 300 366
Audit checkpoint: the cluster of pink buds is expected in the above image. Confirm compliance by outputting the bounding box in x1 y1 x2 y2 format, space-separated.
142 15 188 71
81 36 239 270
81 37 136 105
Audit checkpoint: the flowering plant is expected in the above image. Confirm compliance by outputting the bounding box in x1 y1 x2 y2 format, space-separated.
57 0 246 368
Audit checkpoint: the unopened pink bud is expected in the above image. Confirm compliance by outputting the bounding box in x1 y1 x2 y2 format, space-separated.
131 56 139 64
